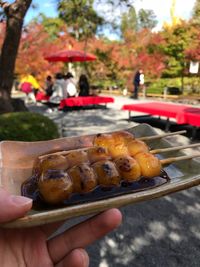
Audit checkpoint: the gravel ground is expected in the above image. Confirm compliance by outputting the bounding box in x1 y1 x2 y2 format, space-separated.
28 95 200 267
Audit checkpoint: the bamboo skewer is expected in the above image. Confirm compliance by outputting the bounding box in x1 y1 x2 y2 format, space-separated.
150 143 200 154
38 147 87 159
160 153 200 166
38 130 190 159
138 130 186 141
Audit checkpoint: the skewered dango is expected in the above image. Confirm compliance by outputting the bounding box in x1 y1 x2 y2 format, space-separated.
134 152 162 178
92 160 120 186
87 146 111 163
93 131 134 152
68 163 97 193
94 131 149 158
33 154 69 177
65 150 88 168
38 169 73 204
114 156 141 181
128 140 149 157
22 131 165 205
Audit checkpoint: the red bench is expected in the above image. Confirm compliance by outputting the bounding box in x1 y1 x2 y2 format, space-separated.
122 102 200 127
59 96 114 109
35 92 50 102
122 102 200 138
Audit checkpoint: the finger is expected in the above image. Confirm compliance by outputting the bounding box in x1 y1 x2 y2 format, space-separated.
0 188 32 223
40 221 64 238
48 208 122 263
55 248 89 267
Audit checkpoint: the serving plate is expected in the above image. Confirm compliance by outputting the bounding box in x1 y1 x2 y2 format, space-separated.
0 123 200 228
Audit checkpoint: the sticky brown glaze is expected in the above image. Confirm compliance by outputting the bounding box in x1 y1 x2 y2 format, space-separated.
65 149 89 168
22 131 166 206
114 155 141 181
107 143 129 158
128 139 149 157
94 131 134 158
93 133 114 150
93 131 135 150
92 160 120 187
68 163 97 193
134 152 162 178
38 169 73 204
111 131 135 145
33 154 69 177
87 146 111 164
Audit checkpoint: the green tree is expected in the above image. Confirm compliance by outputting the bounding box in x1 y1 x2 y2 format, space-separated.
161 22 194 78
192 0 200 25
120 6 137 38
160 21 199 91
35 14 65 40
138 8 158 30
57 0 104 40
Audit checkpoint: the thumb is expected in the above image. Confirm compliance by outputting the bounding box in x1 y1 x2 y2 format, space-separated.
0 188 32 223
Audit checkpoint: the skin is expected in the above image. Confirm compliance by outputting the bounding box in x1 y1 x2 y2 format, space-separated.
0 188 122 267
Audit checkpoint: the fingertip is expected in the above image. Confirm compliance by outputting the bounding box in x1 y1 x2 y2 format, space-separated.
57 248 89 267
91 208 122 236
110 208 123 225
0 191 32 223
102 208 123 228
76 248 89 267
10 195 33 208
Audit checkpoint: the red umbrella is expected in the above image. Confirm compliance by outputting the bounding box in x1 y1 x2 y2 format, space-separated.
44 49 97 62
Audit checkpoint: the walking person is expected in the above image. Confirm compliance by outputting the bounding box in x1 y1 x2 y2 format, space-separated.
132 69 144 99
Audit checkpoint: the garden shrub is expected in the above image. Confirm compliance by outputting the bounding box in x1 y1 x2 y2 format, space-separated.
146 78 182 94
146 77 200 95
0 112 59 141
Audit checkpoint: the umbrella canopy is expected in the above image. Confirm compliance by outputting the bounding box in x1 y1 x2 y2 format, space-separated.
44 49 97 62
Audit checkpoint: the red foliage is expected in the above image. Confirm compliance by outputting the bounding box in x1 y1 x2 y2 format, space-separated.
0 20 172 88
185 48 200 61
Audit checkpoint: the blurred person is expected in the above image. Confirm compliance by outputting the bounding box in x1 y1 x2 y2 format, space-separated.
20 73 41 96
48 73 65 112
19 81 36 104
0 187 122 267
132 69 144 99
64 72 77 97
78 74 90 96
45 75 54 97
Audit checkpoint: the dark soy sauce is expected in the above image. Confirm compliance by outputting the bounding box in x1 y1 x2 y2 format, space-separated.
21 169 170 210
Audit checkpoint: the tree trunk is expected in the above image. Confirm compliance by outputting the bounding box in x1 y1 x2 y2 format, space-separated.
0 0 32 113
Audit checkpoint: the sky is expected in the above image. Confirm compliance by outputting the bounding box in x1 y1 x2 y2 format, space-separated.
25 0 57 23
24 0 196 35
134 0 196 31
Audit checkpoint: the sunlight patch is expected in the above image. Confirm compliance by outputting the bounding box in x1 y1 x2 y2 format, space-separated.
169 231 182 242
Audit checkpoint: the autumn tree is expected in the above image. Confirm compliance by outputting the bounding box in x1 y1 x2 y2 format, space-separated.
16 22 63 83
184 21 200 64
0 0 32 112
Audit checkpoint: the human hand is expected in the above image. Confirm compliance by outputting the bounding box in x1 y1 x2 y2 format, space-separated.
0 188 122 267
